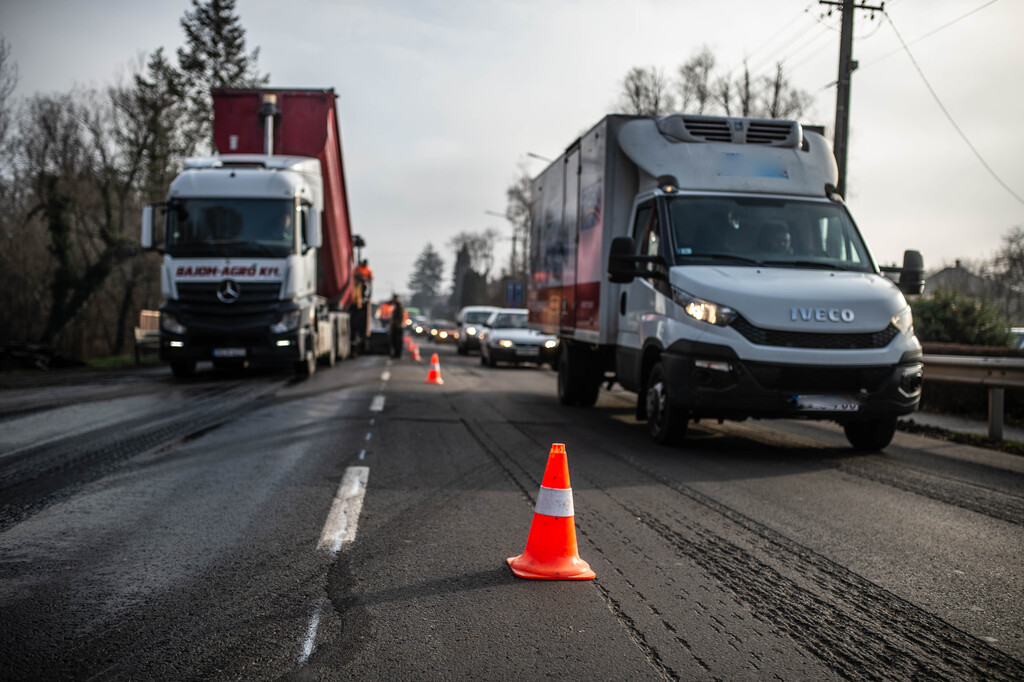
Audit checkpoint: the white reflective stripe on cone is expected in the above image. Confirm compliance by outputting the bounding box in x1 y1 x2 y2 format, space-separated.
534 486 574 517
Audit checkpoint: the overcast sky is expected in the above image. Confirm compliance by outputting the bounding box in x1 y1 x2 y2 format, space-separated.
3 0 1022 299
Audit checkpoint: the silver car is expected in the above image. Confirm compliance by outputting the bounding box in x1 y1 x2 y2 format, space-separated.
479 308 559 368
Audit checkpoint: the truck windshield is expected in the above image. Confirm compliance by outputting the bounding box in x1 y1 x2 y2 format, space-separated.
165 198 295 258
665 196 875 272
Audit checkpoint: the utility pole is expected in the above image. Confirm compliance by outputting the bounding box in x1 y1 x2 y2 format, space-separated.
820 0 884 197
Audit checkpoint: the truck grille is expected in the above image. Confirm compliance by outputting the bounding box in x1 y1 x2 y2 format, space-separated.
746 363 892 393
176 282 282 319
730 316 899 349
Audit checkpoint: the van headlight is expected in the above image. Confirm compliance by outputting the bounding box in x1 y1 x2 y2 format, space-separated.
270 310 301 334
892 306 914 336
673 286 736 327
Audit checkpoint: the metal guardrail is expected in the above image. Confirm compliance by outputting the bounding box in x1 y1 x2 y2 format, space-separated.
922 354 1024 441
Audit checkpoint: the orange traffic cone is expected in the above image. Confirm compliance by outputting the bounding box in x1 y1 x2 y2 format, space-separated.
425 353 444 384
411 344 421 362
405 334 415 351
507 443 595 580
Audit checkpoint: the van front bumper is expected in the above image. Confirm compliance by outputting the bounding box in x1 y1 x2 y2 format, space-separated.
660 341 922 422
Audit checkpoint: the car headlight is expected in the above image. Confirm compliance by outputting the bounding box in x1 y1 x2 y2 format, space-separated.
892 306 914 335
161 312 187 335
672 286 736 326
270 310 301 334
466 326 477 336
543 339 558 349
498 339 514 348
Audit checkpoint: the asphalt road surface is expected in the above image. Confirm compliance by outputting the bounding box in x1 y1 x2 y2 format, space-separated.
2 344 1023 680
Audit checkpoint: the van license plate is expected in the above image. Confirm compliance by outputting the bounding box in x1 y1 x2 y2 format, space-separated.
791 395 859 412
213 348 246 358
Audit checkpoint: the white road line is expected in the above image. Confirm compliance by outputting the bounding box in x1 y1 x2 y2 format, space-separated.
365 432 372 441
370 395 386 412
299 599 324 664
358 448 366 461
317 466 370 554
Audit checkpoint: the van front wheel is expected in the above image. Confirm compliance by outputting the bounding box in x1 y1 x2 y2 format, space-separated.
646 362 687 445
844 417 897 451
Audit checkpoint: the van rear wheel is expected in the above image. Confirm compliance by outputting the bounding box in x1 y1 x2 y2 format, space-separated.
646 362 687 445
557 344 600 407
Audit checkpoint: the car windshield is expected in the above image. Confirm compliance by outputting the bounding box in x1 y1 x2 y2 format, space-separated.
166 198 296 258
492 313 527 329
464 311 494 324
665 196 874 272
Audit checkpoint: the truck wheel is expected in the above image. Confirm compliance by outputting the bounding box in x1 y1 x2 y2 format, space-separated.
296 350 316 378
320 330 337 368
170 360 195 378
844 417 897 451
646 361 687 445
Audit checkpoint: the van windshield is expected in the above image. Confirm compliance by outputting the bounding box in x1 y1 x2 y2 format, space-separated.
165 198 296 258
665 196 875 272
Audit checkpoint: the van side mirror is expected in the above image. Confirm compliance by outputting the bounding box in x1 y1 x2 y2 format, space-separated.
898 250 925 295
607 236 667 283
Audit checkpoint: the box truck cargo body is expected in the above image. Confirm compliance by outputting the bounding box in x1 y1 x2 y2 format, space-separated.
528 114 925 450
142 88 369 378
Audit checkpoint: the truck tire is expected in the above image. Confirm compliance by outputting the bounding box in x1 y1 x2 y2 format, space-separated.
170 360 195 378
844 417 897 451
296 350 316 378
557 344 601 407
320 329 337 368
646 361 687 445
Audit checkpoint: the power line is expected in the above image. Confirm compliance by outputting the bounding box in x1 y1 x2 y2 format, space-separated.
862 0 1000 69
883 9 1024 207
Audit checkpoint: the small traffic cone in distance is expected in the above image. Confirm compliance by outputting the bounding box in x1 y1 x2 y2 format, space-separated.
425 353 444 384
507 443 595 580
411 344 421 362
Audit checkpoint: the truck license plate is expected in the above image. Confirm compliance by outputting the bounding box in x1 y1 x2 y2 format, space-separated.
791 395 859 412
213 347 246 358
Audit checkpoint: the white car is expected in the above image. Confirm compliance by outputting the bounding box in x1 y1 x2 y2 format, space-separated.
456 305 500 354
479 308 559 368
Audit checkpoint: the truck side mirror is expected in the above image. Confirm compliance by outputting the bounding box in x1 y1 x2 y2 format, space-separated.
898 249 925 295
141 204 155 249
305 208 323 250
608 236 638 283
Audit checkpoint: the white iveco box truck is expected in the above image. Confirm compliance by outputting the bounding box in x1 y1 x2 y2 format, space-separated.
528 114 925 451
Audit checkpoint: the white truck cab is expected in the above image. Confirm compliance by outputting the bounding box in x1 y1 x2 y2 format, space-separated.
529 114 924 451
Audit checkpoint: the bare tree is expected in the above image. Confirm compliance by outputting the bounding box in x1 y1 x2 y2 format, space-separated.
759 63 812 120
448 229 500 280
618 66 674 116
677 47 716 114
504 162 533 278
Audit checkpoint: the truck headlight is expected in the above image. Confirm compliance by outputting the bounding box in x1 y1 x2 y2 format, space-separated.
673 286 736 327
892 306 914 336
270 310 301 334
161 312 187 335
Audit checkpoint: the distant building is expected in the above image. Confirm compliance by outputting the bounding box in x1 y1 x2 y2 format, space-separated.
924 260 1024 325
